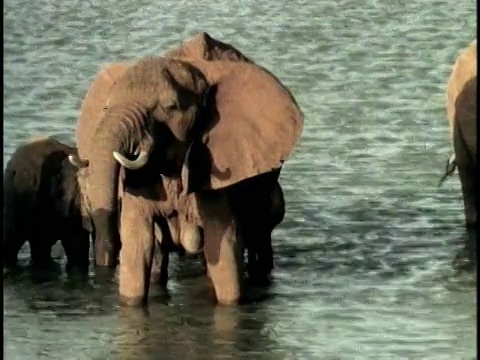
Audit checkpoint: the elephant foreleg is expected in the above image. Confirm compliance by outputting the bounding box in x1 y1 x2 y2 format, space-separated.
199 192 244 305
118 194 155 307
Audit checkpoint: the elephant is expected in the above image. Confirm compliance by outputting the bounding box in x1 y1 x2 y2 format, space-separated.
68 35 303 306
164 33 287 284
3 137 91 272
68 32 257 270
440 39 477 228
69 33 288 280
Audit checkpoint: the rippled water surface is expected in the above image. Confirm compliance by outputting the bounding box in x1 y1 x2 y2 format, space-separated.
3 0 477 359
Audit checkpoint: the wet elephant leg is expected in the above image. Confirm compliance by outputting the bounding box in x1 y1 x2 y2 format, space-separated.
454 126 477 228
252 229 274 283
3 212 27 267
118 193 155 307
3 234 26 268
199 191 244 305
458 162 477 227
29 237 55 267
63 229 90 274
242 181 284 283
151 241 170 287
255 181 285 281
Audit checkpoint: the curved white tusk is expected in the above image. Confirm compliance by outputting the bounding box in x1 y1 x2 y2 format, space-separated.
112 150 149 170
68 154 89 168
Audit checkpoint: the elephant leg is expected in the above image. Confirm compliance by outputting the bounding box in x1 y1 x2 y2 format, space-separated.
243 224 273 284
253 230 274 282
118 194 155 307
3 210 27 267
254 181 285 281
151 241 169 287
454 126 477 228
199 192 244 305
243 181 284 284
29 238 54 267
63 229 90 274
3 234 26 268
458 162 477 227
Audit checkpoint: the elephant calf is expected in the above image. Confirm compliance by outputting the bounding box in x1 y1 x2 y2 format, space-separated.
441 39 477 228
3 137 91 271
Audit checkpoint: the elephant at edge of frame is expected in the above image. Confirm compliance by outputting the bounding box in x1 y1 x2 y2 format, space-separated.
3 136 91 272
439 39 477 229
68 43 303 307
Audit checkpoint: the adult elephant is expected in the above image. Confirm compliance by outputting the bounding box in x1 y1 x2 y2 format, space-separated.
69 37 303 306
441 39 477 228
69 33 256 269
70 33 293 282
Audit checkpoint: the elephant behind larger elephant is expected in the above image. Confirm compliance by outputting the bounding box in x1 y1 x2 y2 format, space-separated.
69 32 304 306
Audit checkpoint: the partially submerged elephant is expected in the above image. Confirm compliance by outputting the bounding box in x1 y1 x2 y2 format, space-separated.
440 39 477 228
3 137 90 271
69 32 303 306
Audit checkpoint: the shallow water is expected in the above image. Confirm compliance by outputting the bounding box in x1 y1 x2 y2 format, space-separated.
3 0 477 359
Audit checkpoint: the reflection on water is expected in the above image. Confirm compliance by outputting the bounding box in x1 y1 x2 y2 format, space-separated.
3 0 476 358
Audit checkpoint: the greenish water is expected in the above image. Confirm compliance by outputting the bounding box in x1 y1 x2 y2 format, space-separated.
3 0 476 359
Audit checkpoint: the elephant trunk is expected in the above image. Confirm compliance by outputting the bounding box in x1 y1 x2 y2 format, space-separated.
88 103 154 267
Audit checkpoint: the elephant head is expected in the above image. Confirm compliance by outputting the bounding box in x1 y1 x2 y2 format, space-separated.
163 31 252 63
69 57 211 266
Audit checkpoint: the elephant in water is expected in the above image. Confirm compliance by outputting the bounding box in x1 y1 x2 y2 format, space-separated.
440 39 477 228
3 137 91 272
69 32 282 277
68 32 303 306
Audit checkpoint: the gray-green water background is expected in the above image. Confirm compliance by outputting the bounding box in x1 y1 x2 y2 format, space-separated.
3 0 477 359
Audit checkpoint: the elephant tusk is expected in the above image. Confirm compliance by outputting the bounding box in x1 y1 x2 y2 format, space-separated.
68 154 89 168
113 150 149 170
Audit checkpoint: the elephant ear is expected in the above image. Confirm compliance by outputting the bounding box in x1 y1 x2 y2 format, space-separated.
76 62 130 157
164 32 252 63
181 60 304 193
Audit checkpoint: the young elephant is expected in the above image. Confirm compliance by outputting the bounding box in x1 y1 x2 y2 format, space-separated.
3 137 91 271
440 39 477 228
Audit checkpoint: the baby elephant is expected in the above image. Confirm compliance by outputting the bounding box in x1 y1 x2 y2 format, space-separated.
3 137 91 272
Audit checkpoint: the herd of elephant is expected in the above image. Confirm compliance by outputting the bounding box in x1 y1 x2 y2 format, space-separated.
3 33 477 307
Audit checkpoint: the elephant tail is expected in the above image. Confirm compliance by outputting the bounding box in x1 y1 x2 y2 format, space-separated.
438 153 457 187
